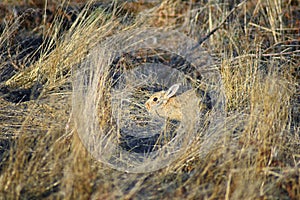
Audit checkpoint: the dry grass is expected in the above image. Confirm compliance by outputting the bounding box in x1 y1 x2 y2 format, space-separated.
0 0 299 199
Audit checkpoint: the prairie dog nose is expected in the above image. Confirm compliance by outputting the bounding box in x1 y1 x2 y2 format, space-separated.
145 101 150 111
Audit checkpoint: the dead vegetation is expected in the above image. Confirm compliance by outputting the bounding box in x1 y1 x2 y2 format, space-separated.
0 0 299 199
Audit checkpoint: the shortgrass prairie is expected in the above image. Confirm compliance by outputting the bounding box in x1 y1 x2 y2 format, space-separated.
0 0 299 199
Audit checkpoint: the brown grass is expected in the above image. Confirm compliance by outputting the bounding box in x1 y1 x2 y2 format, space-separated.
0 0 299 199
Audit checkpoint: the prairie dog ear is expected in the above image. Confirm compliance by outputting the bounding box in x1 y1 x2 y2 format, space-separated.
165 83 180 98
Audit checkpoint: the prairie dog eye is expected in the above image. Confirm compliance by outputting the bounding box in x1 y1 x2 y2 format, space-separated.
153 97 158 102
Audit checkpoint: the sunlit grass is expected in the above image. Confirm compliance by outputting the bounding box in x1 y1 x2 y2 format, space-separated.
0 0 299 199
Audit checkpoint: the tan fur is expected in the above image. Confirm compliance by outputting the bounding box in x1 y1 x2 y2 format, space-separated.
145 86 201 121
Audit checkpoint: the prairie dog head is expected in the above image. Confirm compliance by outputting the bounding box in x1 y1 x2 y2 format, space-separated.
145 84 181 120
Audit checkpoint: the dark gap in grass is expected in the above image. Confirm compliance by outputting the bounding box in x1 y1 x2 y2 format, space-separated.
0 83 43 103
